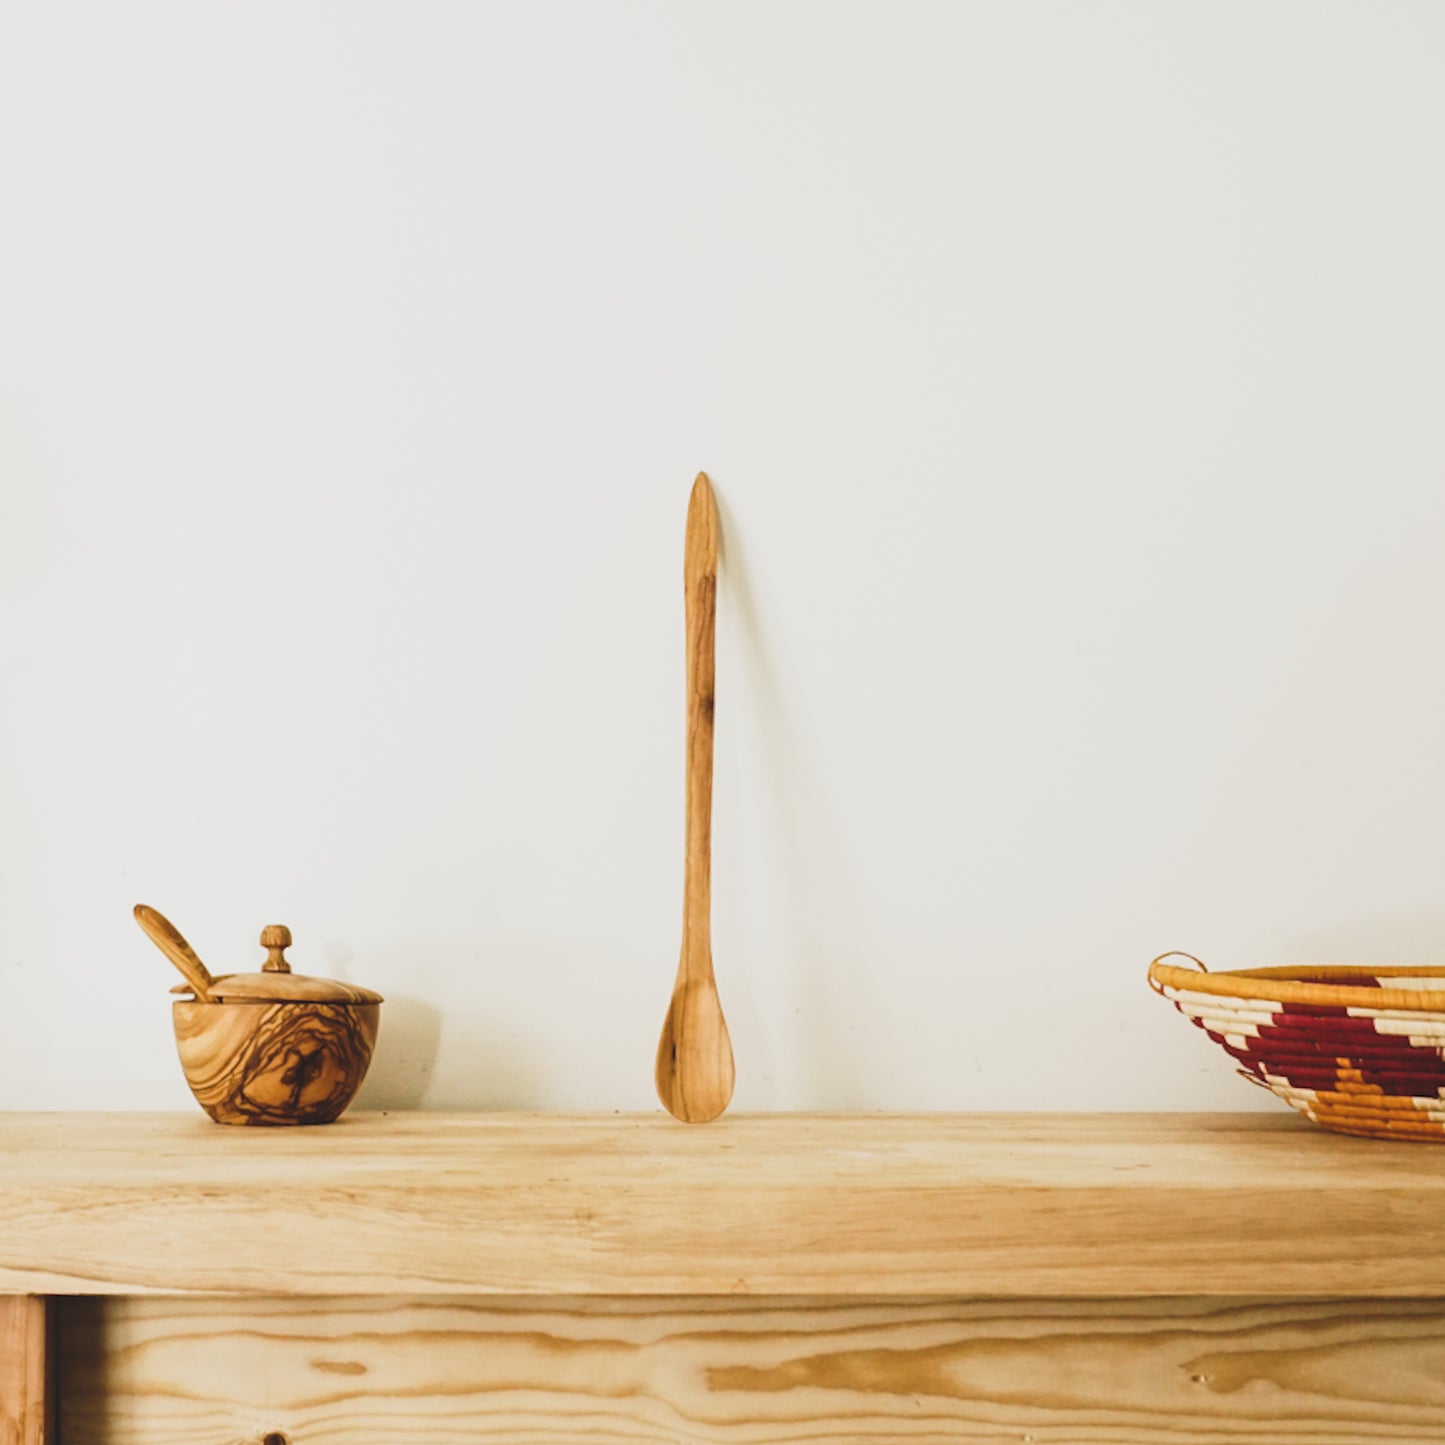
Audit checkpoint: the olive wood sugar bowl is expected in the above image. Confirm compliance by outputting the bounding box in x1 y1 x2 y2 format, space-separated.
135 904 383 1125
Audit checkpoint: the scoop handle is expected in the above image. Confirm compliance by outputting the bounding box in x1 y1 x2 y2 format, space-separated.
681 471 718 963
134 904 215 1001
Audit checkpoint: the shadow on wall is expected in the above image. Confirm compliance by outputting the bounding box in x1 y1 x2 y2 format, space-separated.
351 993 444 1111
341 945 551 1112
716 490 888 1110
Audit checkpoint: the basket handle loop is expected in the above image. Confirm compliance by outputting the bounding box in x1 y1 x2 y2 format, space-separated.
1148 950 1210 994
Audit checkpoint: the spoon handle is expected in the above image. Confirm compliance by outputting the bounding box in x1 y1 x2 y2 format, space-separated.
134 904 216 1002
681 472 718 968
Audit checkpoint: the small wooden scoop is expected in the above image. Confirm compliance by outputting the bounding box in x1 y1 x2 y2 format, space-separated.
655 473 736 1123
134 903 216 1002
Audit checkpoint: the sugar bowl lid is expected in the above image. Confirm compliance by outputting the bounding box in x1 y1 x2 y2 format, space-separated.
189 925 382 1004
136 905 383 1006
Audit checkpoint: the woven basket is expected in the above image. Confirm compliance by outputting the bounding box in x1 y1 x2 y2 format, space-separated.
1149 952 1445 1141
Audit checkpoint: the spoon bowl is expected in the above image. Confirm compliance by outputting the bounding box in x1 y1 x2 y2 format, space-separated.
657 974 735 1123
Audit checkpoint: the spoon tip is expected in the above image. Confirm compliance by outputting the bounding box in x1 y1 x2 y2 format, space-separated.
654 996 736 1123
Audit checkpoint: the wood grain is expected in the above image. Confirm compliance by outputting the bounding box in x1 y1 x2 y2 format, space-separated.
133 902 216 1001
0 1297 50 1445
55 1293 1445 1444
5 1112 1445 1298
172 1001 379 1125
657 471 736 1124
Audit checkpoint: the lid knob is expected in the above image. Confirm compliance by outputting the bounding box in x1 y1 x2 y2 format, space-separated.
260 924 293 974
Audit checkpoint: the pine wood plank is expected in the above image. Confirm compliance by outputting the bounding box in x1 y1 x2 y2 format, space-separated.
3 1112 1445 1297
0 1296 50 1445
55 1294 1445 1444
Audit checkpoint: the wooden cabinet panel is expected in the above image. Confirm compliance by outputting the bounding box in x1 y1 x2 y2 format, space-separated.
56 1294 1445 1445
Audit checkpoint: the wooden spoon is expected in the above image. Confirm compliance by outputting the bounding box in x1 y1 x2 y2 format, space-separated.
655 473 736 1123
134 903 216 1003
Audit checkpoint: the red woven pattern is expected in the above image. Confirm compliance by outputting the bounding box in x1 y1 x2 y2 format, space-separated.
1162 978 1445 1141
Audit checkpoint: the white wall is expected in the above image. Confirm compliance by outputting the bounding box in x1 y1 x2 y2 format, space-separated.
3 2 1443 1115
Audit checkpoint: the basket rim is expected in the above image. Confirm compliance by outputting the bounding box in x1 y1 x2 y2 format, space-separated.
1148 955 1445 1013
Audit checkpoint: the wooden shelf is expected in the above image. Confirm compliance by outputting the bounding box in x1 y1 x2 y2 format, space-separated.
10 1111 1445 1443
4 1110 1444 1299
